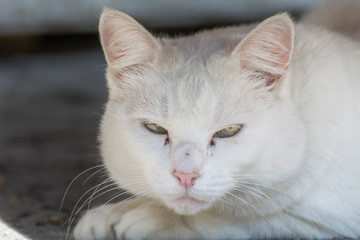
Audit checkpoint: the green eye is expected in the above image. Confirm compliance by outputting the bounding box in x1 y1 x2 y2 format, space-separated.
144 123 168 135
215 124 242 138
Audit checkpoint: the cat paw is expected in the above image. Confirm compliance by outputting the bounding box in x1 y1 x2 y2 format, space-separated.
73 200 194 240
73 203 122 240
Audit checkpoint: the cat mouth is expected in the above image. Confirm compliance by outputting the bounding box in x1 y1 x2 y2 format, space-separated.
167 196 209 215
173 196 206 205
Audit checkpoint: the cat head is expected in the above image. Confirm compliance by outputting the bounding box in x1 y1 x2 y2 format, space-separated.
99 9 306 215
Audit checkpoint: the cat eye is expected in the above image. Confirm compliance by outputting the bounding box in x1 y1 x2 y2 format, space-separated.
144 123 168 135
214 124 243 138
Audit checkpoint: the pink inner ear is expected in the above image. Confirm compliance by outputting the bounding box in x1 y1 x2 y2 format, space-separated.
265 20 293 68
99 9 158 70
236 14 294 77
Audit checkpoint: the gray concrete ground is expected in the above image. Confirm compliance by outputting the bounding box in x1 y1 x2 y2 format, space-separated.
0 45 112 239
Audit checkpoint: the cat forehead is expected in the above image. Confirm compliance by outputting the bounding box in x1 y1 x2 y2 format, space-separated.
126 55 266 125
154 29 245 91
153 32 267 110
154 25 261 90
121 25 273 120
130 65 220 122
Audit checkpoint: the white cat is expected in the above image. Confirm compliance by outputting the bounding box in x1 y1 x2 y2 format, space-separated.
74 2 360 239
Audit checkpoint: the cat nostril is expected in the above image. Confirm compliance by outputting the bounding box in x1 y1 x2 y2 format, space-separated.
173 170 199 189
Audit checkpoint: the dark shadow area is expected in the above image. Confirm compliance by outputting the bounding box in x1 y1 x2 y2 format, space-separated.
0 35 108 239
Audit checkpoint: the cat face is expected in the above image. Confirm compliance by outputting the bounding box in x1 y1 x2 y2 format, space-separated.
99 9 306 215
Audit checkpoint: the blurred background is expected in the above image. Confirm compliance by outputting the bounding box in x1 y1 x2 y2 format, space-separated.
0 0 324 239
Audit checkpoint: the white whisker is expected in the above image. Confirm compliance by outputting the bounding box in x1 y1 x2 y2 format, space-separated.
60 165 104 213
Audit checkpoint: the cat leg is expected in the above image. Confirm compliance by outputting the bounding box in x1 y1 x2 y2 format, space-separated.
73 199 198 240
73 199 336 239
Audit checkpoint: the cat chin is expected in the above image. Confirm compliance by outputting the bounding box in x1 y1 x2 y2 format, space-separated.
164 196 212 215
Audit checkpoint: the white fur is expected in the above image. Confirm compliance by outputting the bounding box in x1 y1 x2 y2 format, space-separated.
74 3 360 239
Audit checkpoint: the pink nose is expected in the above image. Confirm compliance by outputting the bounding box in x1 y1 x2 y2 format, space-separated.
173 170 199 189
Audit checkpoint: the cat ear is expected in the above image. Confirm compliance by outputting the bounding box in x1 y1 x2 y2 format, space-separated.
233 13 294 90
99 8 159 76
